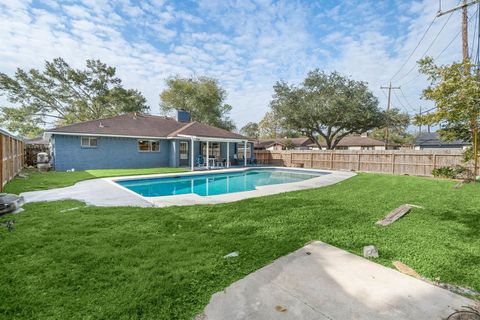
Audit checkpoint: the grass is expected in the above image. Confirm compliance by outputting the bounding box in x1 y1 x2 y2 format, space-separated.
3 167 187 194
0 173 479 319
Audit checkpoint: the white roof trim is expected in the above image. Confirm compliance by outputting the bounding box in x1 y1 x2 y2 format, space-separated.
44 131 169 140
176 134 250 142
44 131 250 142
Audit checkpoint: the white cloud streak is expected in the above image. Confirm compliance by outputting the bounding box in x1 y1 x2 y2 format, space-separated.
0 0 472 130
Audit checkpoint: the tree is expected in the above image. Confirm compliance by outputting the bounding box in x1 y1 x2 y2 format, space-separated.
240 122 260 139
270 70 397 150
256 111 300 138
284 139 296 150
159 76 235 131
0 58 149 137
370 109 412 145
258 111 282 138
414 57 479 177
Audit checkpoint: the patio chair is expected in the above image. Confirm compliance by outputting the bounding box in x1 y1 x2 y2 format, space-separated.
250 156 257 166
195 154 204 167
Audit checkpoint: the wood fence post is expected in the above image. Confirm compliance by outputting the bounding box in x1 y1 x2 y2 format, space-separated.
433 154 437 171
357 153 361 171
330 152 334 170
310 152 314 168
391 152 396 174
289 152 293 167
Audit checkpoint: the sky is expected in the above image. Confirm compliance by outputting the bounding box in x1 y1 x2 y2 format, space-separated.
0 0 476 130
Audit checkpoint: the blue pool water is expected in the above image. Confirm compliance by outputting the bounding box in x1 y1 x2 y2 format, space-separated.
117 169 326 197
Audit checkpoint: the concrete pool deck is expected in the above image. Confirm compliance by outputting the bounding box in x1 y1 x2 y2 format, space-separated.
201 241 476 320
21 167 356 207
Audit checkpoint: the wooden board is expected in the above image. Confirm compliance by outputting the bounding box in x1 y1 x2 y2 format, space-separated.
376 204 423 226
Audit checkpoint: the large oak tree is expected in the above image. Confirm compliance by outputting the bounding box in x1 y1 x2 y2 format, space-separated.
159 76 235 131
0 58 149 137
270 70 406 149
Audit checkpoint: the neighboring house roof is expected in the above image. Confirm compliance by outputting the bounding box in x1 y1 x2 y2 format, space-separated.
45 113 248 141
305 136 389 148
254 137 314 149
414 132 469 147
24 136 49 145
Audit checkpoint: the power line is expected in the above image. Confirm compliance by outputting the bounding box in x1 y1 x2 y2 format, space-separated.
400 7 477 87
395 7 458 83
392 89 406 109
389 15 437 82
470 4 478 58
399 88 418 113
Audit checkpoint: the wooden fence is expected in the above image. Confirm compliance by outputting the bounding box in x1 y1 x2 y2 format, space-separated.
254 149 477 177
1 130 24 192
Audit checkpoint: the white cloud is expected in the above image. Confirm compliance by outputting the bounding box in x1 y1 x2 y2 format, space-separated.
0 0 471 131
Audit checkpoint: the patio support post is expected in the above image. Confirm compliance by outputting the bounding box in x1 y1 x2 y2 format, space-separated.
227 141 230 168
190 137 194 171
244 140 247 167
206 140 209 169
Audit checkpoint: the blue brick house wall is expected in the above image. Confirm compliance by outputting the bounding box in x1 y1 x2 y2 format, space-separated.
52 135 171 171
51 134 255 171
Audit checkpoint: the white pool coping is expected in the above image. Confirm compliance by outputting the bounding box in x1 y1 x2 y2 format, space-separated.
22 167 356 207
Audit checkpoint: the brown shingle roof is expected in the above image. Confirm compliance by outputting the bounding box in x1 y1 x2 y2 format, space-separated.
307 136 391 147
254 137 315 149
46 113 248 140
172 121 247 140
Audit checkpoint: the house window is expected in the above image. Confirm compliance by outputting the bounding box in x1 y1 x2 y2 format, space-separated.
202 142 220 159
138 140 160 152
335 146 348 150
361 146 375 150
238 143 251 159
179 141 189 160
81 137 98 148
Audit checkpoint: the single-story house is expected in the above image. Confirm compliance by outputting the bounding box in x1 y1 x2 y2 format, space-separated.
44 111 253 171
414 132 470 151
254 137 314 151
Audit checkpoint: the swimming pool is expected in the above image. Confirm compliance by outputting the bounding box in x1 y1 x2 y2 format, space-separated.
116 169 327 197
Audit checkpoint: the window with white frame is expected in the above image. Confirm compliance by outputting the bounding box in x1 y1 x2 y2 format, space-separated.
179 141 189 159
81 137 98 148
138 140 160 152
237 143 251 159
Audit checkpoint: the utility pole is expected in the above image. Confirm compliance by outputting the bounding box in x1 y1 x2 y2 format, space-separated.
380 82 401 149
437 0 479 179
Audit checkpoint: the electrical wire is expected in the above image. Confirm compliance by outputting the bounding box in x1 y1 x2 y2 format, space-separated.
395 8 457 83
389 15 437 82
470 3 478 59
399 88 417 113
400 7 478 87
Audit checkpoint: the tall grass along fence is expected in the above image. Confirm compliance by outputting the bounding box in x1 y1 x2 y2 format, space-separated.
1 129 24 192
255 150 476 177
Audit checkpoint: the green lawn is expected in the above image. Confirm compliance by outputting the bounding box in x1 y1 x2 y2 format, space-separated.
4 167 187 194
0 173 479 319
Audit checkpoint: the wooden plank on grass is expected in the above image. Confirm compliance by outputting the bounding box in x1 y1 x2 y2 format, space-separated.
376 204 423 226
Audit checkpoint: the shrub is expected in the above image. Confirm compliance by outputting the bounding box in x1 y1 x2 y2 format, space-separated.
432 165 472 180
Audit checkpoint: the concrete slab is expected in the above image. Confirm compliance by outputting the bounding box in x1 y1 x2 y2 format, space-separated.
22 168 355 207
203 241 476 320
21 179 154 207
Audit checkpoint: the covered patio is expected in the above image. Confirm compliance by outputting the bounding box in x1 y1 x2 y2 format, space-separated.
177 134 254 171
